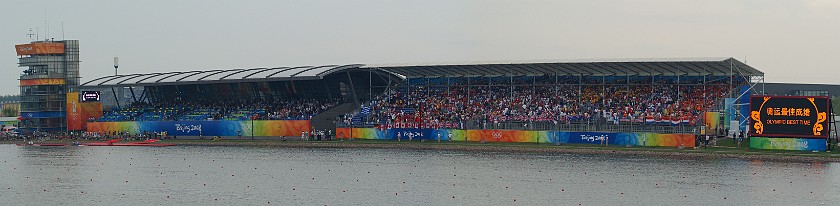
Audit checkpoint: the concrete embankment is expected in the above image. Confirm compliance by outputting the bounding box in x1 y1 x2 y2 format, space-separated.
169 139 840 163
4 139 840 162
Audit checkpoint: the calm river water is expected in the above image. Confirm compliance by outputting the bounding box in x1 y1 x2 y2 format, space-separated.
0 144 838 205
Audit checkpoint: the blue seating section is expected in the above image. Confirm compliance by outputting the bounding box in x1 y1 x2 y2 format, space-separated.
99 107 187 122
96 98 342 122
99 106 327 122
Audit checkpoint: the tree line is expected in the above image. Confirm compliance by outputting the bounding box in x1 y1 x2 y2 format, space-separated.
0 95 19 103
0 95 19 117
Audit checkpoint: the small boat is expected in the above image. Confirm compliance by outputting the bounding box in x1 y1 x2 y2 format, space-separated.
16 139 175 147
16 143 69 147
82 142 176 147
81 139 176 147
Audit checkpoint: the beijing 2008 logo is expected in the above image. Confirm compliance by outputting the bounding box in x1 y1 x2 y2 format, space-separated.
70 102 79 120
492 132 502 139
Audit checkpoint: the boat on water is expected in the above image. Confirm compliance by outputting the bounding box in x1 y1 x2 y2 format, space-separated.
15 143 69 147
16 139 175 147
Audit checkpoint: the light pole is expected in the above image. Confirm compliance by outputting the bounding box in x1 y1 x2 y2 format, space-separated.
113 56 119 75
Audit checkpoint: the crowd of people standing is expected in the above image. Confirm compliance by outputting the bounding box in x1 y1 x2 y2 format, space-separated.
363 77 735 129
98 97 343 122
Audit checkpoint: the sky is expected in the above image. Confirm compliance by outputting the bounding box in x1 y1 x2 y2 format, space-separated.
1 0 839 95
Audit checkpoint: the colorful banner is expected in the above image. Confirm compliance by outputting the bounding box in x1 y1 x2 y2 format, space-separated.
724 98 734 130
252 120 311 137
749 137 827 151
466 130 543 143
738 86 751 132
15 43 65 55
336 128 469 141
336 128 694 147
20 78 65 86
67 92 103 131
67 92 80 130
86 120 310 136
634 133 695 147
703 112 720 135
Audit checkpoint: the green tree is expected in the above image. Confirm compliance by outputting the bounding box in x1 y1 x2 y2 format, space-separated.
0 95 20 102
833 96 840 114
1 107 17 117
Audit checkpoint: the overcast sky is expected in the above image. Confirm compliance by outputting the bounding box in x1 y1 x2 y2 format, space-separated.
2 0 839 95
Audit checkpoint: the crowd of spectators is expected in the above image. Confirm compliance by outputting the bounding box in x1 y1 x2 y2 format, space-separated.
95 76 738 129
364 77 735 129
97 97 342 122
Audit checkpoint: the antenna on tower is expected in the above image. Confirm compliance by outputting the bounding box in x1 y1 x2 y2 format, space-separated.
44 8 48 41
114 56 120 76
27 28 34 41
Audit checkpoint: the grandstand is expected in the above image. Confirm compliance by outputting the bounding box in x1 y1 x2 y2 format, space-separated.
79 57 763 136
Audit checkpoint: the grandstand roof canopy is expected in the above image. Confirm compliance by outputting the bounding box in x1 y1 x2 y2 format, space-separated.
367 57 762 78
81 64 364 87
81 57 762 87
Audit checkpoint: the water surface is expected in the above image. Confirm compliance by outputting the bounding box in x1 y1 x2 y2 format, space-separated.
0 144 836 205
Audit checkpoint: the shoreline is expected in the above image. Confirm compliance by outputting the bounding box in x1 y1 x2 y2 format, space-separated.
5 139 838 163
183 140 840 163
